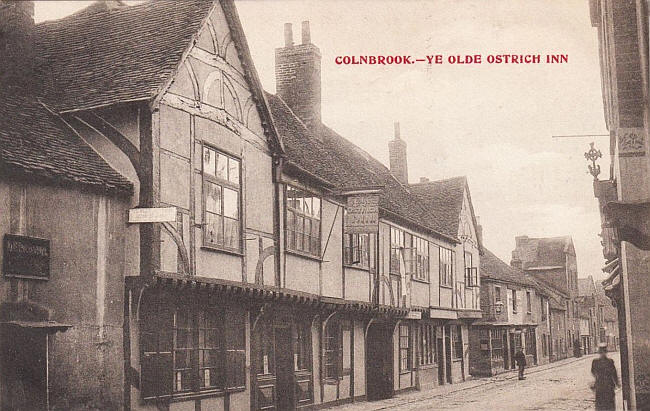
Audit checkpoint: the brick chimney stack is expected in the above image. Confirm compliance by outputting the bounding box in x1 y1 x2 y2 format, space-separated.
389 122 409 184
0 1 35 88
275 21 322 134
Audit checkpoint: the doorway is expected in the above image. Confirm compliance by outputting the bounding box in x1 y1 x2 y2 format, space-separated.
1 326 48 410
366 322 393 401
502 332 510 370
275 326 295 411
444 326 452 384
436 336 444 385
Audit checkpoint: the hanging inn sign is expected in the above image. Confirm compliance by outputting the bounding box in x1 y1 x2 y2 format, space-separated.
344 191 380 233
3 234 51 280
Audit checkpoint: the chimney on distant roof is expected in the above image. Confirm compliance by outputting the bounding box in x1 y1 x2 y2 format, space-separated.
419 177 430 183
275 21 322 135
0 1 35 88
389 122 409 184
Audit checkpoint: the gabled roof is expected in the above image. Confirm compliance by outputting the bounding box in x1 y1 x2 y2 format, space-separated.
514 236 574 270
0 87 133 195
35 0 214 112
410 177 466 237
265 92 459 243
480 248 536 287
578 276 597 296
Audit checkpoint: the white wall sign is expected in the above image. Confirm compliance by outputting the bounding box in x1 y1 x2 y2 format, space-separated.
128 207 177 223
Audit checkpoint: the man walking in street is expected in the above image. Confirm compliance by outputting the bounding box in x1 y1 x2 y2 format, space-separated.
514 348 526 380
591 344 620 410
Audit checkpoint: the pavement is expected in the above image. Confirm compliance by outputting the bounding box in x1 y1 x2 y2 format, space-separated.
334 353 623 410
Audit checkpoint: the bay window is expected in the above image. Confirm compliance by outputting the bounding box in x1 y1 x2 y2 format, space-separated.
140 294 246 400
286 186 321 257
202 145 241 251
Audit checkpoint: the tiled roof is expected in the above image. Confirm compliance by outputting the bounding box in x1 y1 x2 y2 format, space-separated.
0 87 133 195
265 92 459 242
409 177 467 238
34 0 214 112
480 248 536 286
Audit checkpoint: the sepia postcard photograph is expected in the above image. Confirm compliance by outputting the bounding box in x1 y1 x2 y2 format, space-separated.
0 0 644 409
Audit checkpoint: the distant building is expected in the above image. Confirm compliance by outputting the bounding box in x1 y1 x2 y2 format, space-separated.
470 249 545 376
511 236 580 360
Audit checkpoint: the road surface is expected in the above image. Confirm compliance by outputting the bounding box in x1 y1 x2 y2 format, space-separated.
336 354 623 410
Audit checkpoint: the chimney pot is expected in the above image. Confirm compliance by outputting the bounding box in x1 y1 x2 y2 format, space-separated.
301 21 311 44
276 21 321 134
419 177 429 183
388 123 408 184
284 23 293 47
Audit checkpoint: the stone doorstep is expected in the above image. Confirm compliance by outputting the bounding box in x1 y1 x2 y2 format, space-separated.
333 355 598 411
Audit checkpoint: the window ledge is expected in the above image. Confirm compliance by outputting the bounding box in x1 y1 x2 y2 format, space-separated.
343 264 371 271
440 284 453 289
418 363 437 370
286 249 323 262
167 387 245 403
200 245 244 257
412 277 430 285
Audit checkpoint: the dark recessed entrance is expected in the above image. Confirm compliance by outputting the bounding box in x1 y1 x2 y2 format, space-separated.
366 322 393 401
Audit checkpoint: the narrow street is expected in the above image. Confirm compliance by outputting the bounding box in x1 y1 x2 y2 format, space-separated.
336 354 623 411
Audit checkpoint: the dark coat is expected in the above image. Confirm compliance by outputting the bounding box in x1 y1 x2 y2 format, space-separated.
591 357 618 411
514 350 526 367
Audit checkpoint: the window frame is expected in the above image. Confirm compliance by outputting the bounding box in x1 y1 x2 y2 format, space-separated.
439 247 454 287
324 319 343 381
343 232 374 269
285 185 322 258
413 236 430 282
399 323 412 372
418 323 436 366
452 325 463 360
526 291 532 314
511 289 518 313
140 296 246 401
201 144 242 253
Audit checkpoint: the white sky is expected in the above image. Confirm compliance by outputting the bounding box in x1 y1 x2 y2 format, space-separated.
35 1 610 282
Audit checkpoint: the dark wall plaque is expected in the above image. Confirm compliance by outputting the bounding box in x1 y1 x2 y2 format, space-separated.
3 234 50 280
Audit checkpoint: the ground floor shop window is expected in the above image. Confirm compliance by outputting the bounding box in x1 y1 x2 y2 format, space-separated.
479 328 490 357
399 323 412 371
525 328 536 356
140 293 246 400
490 329 503 360
418 323 436 365
294 319 312 372
324 318 349 380
452 325 463 359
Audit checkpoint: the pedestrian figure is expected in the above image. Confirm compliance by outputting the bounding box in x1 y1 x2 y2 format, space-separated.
591 344 620 411
514 348 526 380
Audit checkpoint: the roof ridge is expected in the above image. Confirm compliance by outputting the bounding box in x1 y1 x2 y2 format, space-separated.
409 175 467 186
